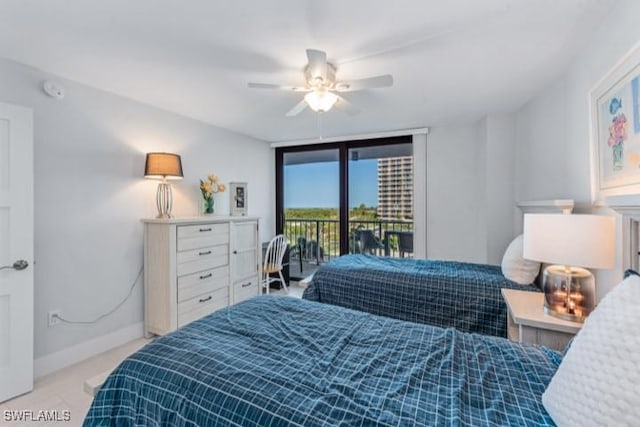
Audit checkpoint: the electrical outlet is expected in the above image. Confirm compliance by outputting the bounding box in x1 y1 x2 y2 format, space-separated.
48 310 61 327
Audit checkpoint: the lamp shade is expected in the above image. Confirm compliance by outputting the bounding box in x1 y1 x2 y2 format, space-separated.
144 152 183 180
523 214 615 269
304 90 338 112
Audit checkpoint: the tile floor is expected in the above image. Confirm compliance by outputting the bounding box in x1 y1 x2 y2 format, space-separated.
0 338 149 426
1 283 305 426
267 281 306 298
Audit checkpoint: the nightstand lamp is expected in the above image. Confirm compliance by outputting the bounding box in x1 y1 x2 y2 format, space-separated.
144 152 183 218
523 213 614 322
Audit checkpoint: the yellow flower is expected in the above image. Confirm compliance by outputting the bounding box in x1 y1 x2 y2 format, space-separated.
201 174 224 199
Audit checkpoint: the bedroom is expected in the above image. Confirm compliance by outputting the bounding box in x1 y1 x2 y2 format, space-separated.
0 0 639 425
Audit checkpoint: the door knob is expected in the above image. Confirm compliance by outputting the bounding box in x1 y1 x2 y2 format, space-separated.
0 260 29 271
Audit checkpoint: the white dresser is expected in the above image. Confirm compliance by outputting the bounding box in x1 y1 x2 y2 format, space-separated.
142 216 260 336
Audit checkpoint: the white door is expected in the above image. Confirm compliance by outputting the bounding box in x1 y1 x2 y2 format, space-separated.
0 102 34 402
230 221 259 281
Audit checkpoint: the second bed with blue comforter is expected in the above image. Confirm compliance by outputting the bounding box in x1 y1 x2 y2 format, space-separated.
303 255 540 337
85 296 559 426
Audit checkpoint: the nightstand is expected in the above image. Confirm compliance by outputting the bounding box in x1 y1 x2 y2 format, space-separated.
501 288 583 351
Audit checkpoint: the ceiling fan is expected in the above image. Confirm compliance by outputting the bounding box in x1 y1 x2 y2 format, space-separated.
248 49 393 117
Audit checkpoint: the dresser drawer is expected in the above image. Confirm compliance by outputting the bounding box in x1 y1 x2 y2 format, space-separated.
178 266 229 303
178 223 228 240
233 277 259 304
177 223 229 251
177 286 229 328
177 245 228 276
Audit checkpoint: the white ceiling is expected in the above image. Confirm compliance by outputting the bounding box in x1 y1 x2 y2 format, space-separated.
0 0 617 142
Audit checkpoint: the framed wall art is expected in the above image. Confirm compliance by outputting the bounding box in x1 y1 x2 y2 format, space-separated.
590 42 640 202
230 182 248 216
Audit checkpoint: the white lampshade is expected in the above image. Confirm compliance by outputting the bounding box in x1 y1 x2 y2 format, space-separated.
523 214 615 269
304 90 338 112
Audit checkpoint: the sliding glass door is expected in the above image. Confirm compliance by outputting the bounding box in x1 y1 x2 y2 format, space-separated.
348 144 413 257
279 148 340 280
276 136 412 279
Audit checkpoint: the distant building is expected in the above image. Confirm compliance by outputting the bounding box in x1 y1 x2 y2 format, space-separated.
377 156 413 220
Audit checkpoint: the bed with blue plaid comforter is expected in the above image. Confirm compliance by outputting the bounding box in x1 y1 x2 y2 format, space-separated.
302 255 540 337
84 296 559 426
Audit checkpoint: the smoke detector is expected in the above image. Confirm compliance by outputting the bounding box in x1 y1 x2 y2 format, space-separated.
43 81 65 99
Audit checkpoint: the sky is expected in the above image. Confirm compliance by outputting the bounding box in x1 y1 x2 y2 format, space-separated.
284 159 378 208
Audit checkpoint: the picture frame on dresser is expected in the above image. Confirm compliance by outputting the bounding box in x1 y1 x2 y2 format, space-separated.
230 182 248 216
590 42 640 203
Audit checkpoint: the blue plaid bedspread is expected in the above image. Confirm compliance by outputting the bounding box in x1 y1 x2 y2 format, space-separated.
84 297 558 426
303 255 540 337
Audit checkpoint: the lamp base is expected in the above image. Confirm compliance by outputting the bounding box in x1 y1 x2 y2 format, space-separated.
155 182 173 219
542 265 595 323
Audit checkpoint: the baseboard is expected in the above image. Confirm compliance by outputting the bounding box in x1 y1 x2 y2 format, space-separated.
34 322 144 379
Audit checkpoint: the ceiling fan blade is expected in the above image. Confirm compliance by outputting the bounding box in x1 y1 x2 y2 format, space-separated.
248 82 309 92
334 95 361 116
306 49 327 82
334 75 394 92
285 100 308 117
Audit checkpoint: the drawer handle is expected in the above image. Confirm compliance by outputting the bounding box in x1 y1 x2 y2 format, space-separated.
199 296 212 303
233 250 238 255
199 228 212 232
241 282 252 288
198 250 212 256
200 273 213 280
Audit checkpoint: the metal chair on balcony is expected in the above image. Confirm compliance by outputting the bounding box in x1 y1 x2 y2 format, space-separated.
305 240 324 264
356 229 384 255
290 236 306 274
398 232 414 258
290 236 325 275
261 234 288 294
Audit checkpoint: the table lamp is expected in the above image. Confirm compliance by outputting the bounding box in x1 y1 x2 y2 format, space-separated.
523 213 614 322
144 152 183 218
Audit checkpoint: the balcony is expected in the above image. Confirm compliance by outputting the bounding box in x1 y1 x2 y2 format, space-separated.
283 218 413 279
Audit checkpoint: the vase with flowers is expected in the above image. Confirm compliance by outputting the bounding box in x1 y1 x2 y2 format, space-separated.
200 174 226 214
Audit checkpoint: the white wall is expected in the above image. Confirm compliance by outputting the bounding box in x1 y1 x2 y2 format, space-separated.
515 78 571 201
484 114 517 264
427 124 484 262
475 118 490 263
412 133 428 258
514 0 640 299
0 58 273 364
426 114 517 265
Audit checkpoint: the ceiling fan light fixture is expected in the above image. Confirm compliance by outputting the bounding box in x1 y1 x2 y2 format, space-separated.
248 49 392 117
304 90 338 112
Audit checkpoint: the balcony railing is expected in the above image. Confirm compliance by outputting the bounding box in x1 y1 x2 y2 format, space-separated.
283 218 413 265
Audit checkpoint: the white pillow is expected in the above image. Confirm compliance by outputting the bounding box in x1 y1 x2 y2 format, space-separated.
542 274 640 426
501 234 540 285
